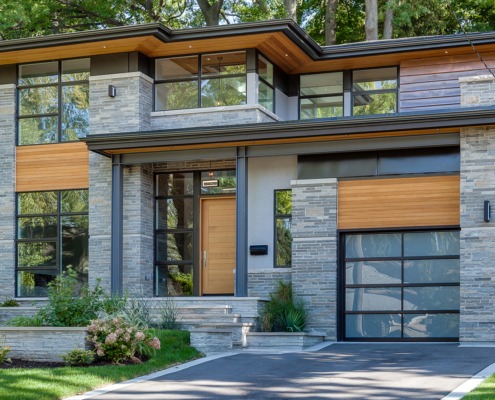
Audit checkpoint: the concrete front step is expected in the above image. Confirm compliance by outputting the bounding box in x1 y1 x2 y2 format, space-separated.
245 332 326 350
179 313 241 328
176 305 233 315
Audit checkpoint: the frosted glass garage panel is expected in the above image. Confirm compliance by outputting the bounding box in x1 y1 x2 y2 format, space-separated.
403 286 459 311
346 314 401 338
345 261 401 285
345 233 401 258
404 231 460 256
403 314 459 338
346 288 401 311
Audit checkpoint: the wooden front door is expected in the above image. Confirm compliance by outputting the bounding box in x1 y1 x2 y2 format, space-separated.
201 197 236 295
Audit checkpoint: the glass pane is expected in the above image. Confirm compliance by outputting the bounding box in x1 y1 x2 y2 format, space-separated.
61 215 88 285
156 233 193 262
19 86 58 116
18 192 58 215
155 81 198 111
346 314 401 338
61 190 89 213
346 288 401 311
258 54 273 85
201 170 236 195
258 81 274 112
403 286 459 311
18 62 58 86
404 313 459 338
201 77 246 107
155 264 193 296
300 96 343 119
19 116 58 144
17 271 56 297
17 241 57 268
346 260 401 285
300 72 343 96
156 173 193 196
62 84 89 140
156 198 194 230
353 67 397 91
275 190 292 215
155 56 198 80
276 218 292 267
62 58 90 81
18 217 57 239
353 92 396 115
201 51 246 76
404 231 460 257
404 259 460 284
345 233 401 258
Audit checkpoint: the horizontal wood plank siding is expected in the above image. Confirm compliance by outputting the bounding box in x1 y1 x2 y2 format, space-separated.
338 175 460 230
16 142 89 192
399 52 495 112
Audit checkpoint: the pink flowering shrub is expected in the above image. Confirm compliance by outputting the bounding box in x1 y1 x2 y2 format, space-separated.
87 317 160 363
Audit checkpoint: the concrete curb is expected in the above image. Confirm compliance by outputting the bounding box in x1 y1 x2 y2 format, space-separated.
441 362 495 400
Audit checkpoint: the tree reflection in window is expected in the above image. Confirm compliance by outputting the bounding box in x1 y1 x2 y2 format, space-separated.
275 190 292 268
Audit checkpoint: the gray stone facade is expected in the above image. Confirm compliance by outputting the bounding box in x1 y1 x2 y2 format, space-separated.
459 75 495 341
291 178 338 338
89 72 153 135
247 269 292 298
151 104 279 130
123 165 154 297
0 84 16 299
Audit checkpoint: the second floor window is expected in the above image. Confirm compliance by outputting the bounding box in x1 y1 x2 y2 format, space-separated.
18 59 90 145
155 51 246 111
352 67 397 115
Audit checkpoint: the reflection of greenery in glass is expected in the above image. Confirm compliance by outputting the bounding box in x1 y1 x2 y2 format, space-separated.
62 84 89 140
155 81 198 111
19 116 58 145
19 86 58 115
18 242 56 268
156 265 193 296
275 190 292 267
258 81 273 112
200 171 237 195
300 96 343 119
61 190 89 212
353 92 397 116
352 68 397 116
201 77 246 107
19 192 58 215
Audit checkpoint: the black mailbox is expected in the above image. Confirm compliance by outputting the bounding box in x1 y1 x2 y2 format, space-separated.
250 245 268 255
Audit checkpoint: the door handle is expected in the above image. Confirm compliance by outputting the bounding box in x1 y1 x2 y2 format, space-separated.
203 250 207 269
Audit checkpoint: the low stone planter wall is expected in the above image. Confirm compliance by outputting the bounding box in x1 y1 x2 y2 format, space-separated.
0 327 88 362
246 332 325 350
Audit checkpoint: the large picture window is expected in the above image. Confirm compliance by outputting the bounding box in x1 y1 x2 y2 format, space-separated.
274 190 292 268
17 59 90 145
16 190 89 297
342 230 460 341
155 51 246 111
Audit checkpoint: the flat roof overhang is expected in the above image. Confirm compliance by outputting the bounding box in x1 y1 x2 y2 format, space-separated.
3 20 495 74
83 106 495 157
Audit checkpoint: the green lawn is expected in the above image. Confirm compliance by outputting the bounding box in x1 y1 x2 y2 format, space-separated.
0 330 202 400
462 374 495 399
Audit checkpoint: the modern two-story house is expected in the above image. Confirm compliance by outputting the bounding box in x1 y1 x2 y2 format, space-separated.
1 20 495 342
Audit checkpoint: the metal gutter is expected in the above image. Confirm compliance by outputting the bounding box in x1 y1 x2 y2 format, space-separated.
83 107 495 152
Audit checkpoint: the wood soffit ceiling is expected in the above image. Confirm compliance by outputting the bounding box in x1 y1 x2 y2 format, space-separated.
2 22 495 74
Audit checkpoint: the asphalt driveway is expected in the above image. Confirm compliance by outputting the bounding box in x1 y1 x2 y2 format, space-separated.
75 343 495 400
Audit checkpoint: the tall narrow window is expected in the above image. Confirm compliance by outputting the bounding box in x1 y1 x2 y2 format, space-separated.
18 59 90 145
274 190 292 267
258 54 274 112
352 67 397 116
16 190 88 297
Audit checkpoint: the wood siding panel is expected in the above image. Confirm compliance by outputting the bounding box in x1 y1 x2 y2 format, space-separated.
16 142 89 192
400 51 495 113
338 176 460 230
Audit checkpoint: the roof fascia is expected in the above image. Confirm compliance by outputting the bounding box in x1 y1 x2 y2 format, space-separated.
83 107 495 152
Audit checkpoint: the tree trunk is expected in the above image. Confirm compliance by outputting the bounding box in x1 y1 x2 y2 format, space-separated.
284 0 297 22
383 0 394 39
196 0 223 26
325 0 338 45
365 0 378 41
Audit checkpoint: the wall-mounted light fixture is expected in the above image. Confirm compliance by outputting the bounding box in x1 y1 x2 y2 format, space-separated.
108 85 117 98
484 200 491 222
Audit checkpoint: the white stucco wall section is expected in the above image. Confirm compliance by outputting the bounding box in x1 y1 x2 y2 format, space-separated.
247 155 298 271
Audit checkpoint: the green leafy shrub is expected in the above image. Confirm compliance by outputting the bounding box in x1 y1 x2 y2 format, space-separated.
62 349 95 366
260 281 306 333
0 298 19 307
87 317 160 364
6 314 43 327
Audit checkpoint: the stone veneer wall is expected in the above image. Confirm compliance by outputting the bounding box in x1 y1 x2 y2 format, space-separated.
0 84 16 299
459 75 495 341
247 269 292 298
123 165 154 297
151 104 279 130
291 178 338 338
88 152 112 291
89 72 153 134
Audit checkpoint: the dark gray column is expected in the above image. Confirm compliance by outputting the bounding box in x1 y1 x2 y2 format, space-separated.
111 155 124 295
235 147 248 297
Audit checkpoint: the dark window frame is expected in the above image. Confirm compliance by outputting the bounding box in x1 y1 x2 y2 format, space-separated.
17 58 90 145
274 189 292 268
298 71 344 120
257 52 275 113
